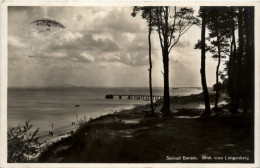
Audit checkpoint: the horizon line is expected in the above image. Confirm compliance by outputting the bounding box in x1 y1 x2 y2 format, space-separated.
8 86 204 89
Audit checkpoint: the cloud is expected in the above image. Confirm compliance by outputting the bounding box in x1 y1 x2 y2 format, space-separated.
77 14 83 22
96 9 144 33
9 6 150 67
79 52 95 63
48 52 67 58
103 53 121 61
8 6 219 88
55 34 119 52
8 35 29 49
61 31 84 43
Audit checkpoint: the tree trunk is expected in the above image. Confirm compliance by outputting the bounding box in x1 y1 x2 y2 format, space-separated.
249 8 254 114
148 9 155 116
200 7 211 115
243 7 254 113
242 9 248 113
248 7 254 119
228 37 233 96
215 26 221 110
162 50 170 116
230 12 238 113
162 7 170 117
234 7 244 112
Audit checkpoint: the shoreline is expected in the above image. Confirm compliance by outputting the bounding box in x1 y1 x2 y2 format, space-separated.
29 102 151 160
36 104 142 143
35 91 209 145
31 92 253 163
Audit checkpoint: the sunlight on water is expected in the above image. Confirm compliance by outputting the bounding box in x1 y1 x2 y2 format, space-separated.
8 87 201 140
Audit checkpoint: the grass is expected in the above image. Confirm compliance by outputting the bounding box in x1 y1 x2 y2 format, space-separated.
37 93 254 163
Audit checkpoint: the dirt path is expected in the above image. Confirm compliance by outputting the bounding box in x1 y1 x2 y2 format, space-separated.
37 95 254 163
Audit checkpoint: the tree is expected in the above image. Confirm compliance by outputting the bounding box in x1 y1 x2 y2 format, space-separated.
242 7 254 114
132 7 156 116
205 7 238 113
8 121 41 162
154 7 199 116
198 7 211 114
231 7 244 113
226 7 237 112
147 8 155 116
202 7 254 114
231 7 254 114
205 7 230 110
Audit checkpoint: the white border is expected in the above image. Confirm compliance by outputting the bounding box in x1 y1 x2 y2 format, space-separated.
1 1 259 168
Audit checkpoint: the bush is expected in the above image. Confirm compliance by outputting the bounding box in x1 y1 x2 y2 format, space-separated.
8 120 42 162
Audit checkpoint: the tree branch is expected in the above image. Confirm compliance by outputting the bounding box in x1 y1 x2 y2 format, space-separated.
160 7 165 37
180 23 193 36
156 7 164 50
169 6 177 47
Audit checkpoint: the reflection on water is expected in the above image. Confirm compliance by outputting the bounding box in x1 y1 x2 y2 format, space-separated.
8 87 202 140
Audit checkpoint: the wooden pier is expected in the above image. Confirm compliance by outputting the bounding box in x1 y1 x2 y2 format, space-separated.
105 94 173 100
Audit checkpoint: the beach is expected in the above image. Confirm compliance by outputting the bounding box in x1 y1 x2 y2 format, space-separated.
8 87 203 143
8 87 254 163
37 92 254 163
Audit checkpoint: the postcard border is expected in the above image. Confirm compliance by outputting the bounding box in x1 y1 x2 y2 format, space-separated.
1 1 259 168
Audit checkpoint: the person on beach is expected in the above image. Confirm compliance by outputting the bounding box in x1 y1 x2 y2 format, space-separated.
49 131 53 136
52 123 54 128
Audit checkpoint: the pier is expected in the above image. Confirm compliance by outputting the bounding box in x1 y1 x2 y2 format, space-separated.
105 94 173 100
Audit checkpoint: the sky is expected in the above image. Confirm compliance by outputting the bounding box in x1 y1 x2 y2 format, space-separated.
8 6 221 88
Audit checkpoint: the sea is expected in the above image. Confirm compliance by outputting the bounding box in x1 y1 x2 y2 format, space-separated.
7 87 202 141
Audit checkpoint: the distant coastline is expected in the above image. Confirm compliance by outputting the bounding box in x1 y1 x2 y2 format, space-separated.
7 87 205 144
8 86 208 90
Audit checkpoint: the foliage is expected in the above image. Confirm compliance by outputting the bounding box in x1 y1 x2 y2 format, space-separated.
137 6 200 116
8 120 42 162
212 81 227 92
197 7 254 113
154 7 200 53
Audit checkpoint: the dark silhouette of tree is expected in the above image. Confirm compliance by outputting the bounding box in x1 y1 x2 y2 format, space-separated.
197 7 211 115
132 6 254 117
220 7 254 114
154 7 199 116
205 7 230 110
232 7 254 114
225 7 238 112
242 7 254 114
132 7 156 116
231 7 244 113
201 7 254 115
8 121 41 162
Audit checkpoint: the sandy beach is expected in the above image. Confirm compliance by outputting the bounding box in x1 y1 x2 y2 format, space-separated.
8 87 203 143
37 92 254 163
